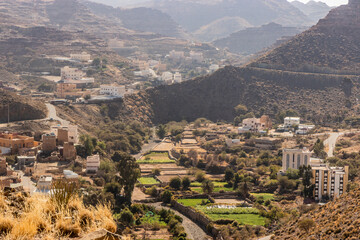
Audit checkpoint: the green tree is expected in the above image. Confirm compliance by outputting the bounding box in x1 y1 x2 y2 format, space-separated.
80 135 95 157
299 165 314 198
202 180 214 195
156 125 167 139
313 139 327 158
238 181 251 199
118 208 134 226
114 151 141 204
161 190 173 203
182 177 191 190
234 104 248 115
224 168 234 183
298 218 315 233
169 177 182 190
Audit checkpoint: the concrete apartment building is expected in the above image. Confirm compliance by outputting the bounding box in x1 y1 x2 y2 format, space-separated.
312 164 349 201
282 148 349 201
37 175 52 192
173 72 182 83
282 148 312 171
70 52 91 62
100 84 126 97
0 133 35 154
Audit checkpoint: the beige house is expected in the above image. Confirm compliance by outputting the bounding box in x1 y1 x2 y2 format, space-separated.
282 148 312 171
70 52 91 62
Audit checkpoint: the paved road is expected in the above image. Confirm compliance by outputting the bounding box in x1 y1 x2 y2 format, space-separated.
148 203 210 240
18 171 36 194
45 103 70 127
324 132 343 157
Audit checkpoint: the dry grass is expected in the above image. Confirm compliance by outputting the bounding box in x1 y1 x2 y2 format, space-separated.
0 191 117 239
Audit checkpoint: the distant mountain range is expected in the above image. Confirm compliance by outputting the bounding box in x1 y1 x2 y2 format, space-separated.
291 0 334 23
117 0 360 125
213 23 305 55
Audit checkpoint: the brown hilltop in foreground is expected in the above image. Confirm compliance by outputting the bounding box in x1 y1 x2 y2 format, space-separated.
0 90 47 123
250 0 360 74
272 183 360 239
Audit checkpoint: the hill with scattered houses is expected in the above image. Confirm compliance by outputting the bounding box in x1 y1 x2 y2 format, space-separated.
115 0 360 125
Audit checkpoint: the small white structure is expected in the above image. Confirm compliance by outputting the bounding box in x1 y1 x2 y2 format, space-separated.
161 72 173 83
225 139 241 147
63 170 79 179
209 64 219 73
86 154 100 174
284 117 300 129
100 84 126 97
70 52 91 62
238 126 252 134
173 72 182 83
61 66 85 81
37 175 52 191
296 124 315 135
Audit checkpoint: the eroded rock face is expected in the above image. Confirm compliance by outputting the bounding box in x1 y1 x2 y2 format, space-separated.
0 90 47 123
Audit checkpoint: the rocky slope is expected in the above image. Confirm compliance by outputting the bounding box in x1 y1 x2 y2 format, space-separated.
83 1 187 38
291 0 333 24
213 23 304 55
273 184 360 239
0 90 47 123
250 0 360 74
119 66 358 125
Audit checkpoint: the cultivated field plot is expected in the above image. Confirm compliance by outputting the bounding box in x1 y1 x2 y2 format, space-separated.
140 164 187 174
157 175 193 184
190 181 234 193
137 152 175 164
251 193 274 202
196 205 267 226
138 177 160 185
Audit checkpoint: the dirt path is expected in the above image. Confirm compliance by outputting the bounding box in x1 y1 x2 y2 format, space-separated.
148 202 210 240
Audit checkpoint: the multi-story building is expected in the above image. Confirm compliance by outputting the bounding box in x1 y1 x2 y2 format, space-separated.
282 148 312 171
240 115 272 133
189 51 204 62
100 84 126 97
86 154 100 174
61 66 85 81
70 52 91 62
312 164 349 201
0 133 35 154
53 125 78 145
284 117 301 129
37 175 52 192
42 133 57 153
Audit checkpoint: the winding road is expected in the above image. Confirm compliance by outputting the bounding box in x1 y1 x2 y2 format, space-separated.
324 132 343 157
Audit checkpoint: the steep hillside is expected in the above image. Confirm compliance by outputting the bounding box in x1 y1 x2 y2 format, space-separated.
213 23 304 55
291 0 333 23
250 0 360 74
193 17 253 42
144 0 311 32
273 184 360 239
118 66 358 125
82 1 187 38
0 90 47 123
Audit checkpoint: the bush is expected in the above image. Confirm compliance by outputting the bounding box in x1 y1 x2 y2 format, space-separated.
195 171 206 182
298 218 315 233
169 177 182 190
161 190 173 204
182 177 191 190
118 209 134 226
152 168 161 176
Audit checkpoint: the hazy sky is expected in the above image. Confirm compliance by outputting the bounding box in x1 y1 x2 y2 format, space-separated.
288 0 348 6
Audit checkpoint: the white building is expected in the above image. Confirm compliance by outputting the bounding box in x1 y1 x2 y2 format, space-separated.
284 117 301 129
37 175 52 191
86 154 100 174
209 64 219 73
161 72 173 83
100 84 126 97
189 51 204 62
173 72 182 83
296 124 315 135
70 52 91 62
282 148 312 171
61 66 85 81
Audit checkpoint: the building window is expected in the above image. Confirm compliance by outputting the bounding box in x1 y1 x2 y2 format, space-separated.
304 155 308 165
297 155 301 168
286 154 290 169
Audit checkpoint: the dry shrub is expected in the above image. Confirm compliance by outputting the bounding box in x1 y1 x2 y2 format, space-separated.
56 218 81 237
68 197 83 213
10 216 38 239
79 208 95 228
0 194 8 210
0 215 14 234
94 204 117 233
